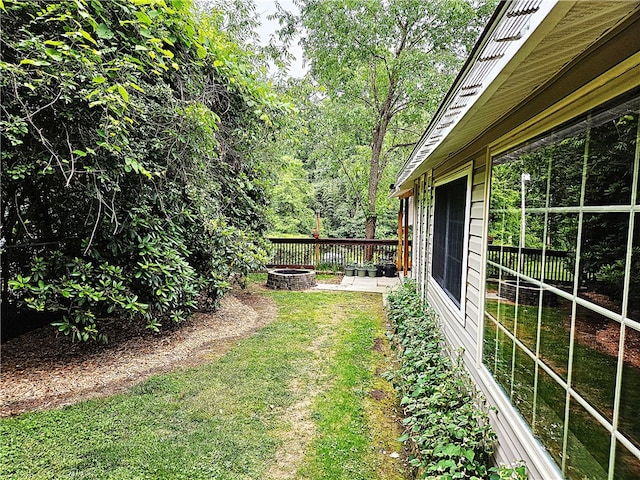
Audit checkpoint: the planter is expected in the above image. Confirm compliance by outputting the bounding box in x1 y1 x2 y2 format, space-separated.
366 268 378 277
344 266 355 276
356 268 367 277
383 263 397 278
376 264 384 277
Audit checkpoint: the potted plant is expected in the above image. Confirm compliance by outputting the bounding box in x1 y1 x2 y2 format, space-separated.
344 264 356 276
372 254 384 277
356 263 368 277
366 262 378 277
375 263 384 277
383 262 397 277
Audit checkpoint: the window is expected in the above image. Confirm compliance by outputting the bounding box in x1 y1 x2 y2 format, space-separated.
484 92 640 479
433 176 467 307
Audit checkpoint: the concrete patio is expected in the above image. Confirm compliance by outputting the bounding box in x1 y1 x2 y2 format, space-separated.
315 274 401 294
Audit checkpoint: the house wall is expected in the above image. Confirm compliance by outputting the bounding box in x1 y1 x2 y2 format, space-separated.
408 18 640 478
412 151 560 478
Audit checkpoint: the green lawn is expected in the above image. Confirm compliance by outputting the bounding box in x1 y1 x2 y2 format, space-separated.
0 288 406 480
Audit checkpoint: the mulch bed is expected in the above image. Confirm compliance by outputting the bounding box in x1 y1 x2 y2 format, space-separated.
0 290 276 418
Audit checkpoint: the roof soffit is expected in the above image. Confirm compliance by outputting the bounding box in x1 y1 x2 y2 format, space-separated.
394 1 640 191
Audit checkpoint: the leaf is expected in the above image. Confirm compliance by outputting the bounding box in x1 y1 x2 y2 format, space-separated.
79 30 98 45
73 149 87 157
44 48 63 61
20 58 51 66
462 448 475 462
92 76 106 84
135 11 152 25
95 23 114 40
129 82 144 93
116 84 129 102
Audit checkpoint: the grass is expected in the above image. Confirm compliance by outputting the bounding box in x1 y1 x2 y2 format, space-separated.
298 296 403 480
0 285 405 480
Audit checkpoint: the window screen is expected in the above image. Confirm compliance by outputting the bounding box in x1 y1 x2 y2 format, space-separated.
432 176 467 307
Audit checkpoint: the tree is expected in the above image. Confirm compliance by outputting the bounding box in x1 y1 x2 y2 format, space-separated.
267 155 316 236
279 0 495 238
1 0 289 341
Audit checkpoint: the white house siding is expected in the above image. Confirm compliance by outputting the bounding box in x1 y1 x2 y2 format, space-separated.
411 173 432 302
397 3 640 478
415 152 562 478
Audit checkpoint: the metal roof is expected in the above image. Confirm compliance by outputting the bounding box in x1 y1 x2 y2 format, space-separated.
393 0 640 195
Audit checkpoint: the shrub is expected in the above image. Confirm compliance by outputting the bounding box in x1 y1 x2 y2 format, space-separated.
2 0 281 342
386 281 525 479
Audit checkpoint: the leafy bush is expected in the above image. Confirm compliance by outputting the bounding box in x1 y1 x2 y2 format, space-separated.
386 281 526 479
2 0 284 341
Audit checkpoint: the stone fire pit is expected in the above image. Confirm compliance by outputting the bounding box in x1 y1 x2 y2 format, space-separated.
500 279 556 306
266 269 317 290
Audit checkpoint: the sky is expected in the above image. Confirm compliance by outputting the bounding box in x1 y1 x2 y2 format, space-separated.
254 0 307 78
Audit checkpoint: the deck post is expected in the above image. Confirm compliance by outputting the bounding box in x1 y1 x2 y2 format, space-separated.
397 200 404 271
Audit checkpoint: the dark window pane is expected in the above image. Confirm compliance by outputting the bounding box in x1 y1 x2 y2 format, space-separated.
545 213 578 288
571 306 619 421
486 293 515 334
483 317 499 374
521 150 550 210
618 325 640 451
548 134 585 208
494 328 515 395
433 177 467 306
489 160 522 215
520 212 546 282
533 368 567 467
579 213 629 313
488 245 519 277
615 442 640 480
566 397 612 479
539 292 572 381
523 212 546 250
584 113 637 206
486 94 640 479
515 300 538 353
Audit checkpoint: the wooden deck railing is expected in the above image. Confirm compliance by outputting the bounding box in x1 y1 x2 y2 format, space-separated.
486 245 573 283
267 238 408 270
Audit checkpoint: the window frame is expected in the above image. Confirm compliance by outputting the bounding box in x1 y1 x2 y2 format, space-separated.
482 92 640 479
430 165 472 320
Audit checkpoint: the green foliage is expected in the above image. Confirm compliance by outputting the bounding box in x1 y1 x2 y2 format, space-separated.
267 155 316 236
488 463 528 480
386 281 526 479
1 0 288 341
276 0 496 238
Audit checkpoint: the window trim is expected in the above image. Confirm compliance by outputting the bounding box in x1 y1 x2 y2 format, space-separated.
430 164 473 322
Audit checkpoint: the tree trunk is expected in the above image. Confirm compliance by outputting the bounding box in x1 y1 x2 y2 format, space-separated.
365 109 391 240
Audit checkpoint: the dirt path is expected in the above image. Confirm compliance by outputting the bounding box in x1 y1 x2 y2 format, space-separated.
266 300 343 479
0 290 276 417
